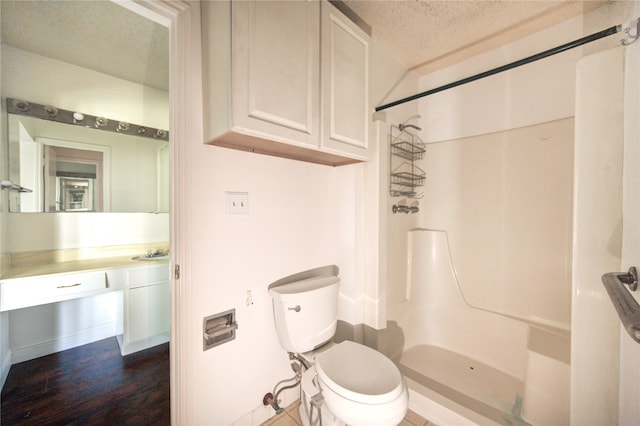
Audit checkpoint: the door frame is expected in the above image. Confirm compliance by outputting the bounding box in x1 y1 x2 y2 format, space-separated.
115 1 202 424
38 137 110 212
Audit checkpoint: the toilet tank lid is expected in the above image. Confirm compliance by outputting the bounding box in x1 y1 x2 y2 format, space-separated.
268 265 339 291
268 276 339 301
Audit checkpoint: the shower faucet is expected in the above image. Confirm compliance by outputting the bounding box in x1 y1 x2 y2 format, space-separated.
392 204 419 214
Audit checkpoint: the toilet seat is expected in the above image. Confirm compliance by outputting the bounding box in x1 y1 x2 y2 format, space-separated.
315 340 404 404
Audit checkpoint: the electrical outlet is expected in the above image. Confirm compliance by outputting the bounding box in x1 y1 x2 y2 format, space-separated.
225 191 249 215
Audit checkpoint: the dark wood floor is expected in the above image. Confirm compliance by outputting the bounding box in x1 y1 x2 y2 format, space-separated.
1 337 170 425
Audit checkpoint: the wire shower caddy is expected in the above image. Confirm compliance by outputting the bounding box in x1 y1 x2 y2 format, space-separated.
389 125 425 199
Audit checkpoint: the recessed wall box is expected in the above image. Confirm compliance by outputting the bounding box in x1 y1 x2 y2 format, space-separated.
203 309 238 350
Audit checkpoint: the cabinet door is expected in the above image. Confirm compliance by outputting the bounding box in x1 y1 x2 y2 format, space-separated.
124 264 170 349
321 1 370 158
127 281 170 343
232 0 320 147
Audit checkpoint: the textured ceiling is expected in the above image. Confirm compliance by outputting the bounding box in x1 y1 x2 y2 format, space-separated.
342 0 606 75
1 0 605 90
1 0 169 91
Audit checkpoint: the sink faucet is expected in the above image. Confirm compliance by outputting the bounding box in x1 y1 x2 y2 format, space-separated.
146 249 168 258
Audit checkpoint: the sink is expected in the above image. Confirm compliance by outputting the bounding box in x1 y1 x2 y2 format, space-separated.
132 252 169 261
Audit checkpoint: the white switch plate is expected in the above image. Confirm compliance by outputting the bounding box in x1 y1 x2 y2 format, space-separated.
226 192 249 215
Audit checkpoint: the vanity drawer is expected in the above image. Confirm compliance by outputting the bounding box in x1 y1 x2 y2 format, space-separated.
0 271 108 311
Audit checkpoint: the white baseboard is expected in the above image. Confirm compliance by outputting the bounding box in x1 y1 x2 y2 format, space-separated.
0 347 12 390
116 332 169 356
10 322 118 364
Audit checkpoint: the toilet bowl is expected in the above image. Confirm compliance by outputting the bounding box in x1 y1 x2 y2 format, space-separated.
269 266 409 426
298 341 408 426
315 341 408 426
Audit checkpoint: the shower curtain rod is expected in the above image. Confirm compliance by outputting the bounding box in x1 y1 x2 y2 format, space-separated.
375 21 634 112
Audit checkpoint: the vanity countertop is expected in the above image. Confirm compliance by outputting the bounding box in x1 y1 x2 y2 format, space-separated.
1 244 169 281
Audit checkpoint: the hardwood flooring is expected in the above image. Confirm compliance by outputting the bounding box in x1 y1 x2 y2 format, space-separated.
1 337 170 425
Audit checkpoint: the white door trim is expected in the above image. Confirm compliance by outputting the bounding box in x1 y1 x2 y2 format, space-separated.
112 1 202 424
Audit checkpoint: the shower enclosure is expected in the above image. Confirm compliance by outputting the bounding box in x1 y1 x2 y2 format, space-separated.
369 6 640 423
382 118 574 426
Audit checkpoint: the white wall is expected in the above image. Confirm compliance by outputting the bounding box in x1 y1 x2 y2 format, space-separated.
184 18 418 426
186 145 359 425
1 46 168 129
7 213 169 252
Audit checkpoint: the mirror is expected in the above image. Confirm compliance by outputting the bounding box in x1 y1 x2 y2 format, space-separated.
7 111 169 213
2 0 170 214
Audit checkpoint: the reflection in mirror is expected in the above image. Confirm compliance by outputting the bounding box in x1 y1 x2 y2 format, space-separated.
8 112 170 213
42 140 107 212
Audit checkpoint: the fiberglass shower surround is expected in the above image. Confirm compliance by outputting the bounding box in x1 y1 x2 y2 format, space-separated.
378 16 640 426
387 112 575 424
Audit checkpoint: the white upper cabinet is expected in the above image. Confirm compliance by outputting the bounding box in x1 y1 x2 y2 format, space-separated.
320 1 369 158
202 0 370 167
230 0 319 147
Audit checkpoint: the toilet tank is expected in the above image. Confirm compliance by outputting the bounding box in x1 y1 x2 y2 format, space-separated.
268 266 340 353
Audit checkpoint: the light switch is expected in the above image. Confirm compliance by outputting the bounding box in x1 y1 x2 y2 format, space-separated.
226 191 249 215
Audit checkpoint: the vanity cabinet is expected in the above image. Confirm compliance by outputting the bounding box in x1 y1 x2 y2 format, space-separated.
117 263 170 355
202 0 369 167
0 261 170 357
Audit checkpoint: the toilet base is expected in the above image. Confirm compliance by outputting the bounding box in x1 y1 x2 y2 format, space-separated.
299 391 343 426
299 366 342 426
299 364 408 426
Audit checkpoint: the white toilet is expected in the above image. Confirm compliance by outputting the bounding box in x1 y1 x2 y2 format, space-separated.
269 266 408 426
